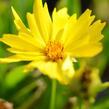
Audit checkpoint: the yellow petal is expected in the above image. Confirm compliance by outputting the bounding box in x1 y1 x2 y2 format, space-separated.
33 0 52 42
16 54 46 61
78 9 92 21
65 33 90 52
25 61 62 81
26 13 45 46
25 56 75 84
7 48 43 55
43 3 52 36
51 8 69 40
64 9 95 48
0 34 37 51
19 32 45 49
0 55 26 63
0 53 46 64
89 20 106 43
58 56 75 84
7 48 46 61
60 13 77 43
11 7 30 34
71 43 103 57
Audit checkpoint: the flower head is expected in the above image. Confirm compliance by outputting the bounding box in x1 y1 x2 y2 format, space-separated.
70 63 109 103
0 0 105 84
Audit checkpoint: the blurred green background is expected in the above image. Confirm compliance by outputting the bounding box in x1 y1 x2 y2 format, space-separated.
0 0 109 109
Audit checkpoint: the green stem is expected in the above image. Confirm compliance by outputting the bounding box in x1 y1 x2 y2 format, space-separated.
79 101 82 109
78 97 82 109
49 79 57 109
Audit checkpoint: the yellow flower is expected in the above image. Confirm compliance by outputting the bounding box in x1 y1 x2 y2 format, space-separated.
0 0 105 84
70 62 109 103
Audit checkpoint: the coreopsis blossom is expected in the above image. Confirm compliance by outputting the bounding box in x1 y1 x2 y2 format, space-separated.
70 63 109 103
0 0 105 84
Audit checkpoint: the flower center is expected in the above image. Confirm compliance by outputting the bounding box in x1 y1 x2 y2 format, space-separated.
44 41 64 61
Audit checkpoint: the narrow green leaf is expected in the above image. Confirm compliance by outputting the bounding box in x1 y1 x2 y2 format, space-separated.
67 0 81 16
4 66 27 88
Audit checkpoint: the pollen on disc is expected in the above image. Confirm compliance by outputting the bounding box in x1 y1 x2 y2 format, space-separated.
44 41 64 61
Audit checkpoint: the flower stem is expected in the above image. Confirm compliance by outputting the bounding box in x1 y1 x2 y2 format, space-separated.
78 97 82 109
49 79 57 109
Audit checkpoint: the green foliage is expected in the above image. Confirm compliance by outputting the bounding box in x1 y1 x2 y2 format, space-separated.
4 66 27 88
67 0 81 16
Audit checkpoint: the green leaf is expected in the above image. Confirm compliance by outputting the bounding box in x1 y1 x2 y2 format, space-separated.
67 0 81 16
4 66 27 88
92 98 109 109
